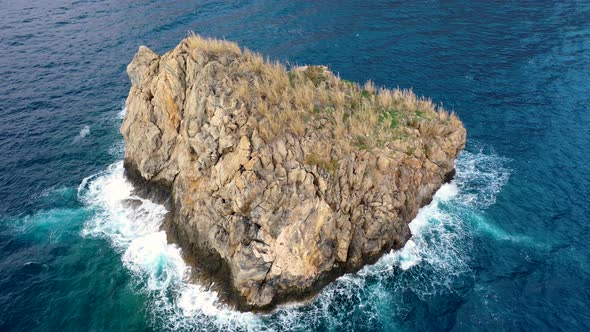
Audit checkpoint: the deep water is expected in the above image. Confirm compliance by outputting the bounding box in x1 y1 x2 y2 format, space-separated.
1 1 589 331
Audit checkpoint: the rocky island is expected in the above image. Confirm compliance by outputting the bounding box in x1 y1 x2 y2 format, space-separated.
121 34 466 311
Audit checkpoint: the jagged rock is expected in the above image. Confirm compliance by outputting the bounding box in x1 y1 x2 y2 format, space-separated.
121 34 466 311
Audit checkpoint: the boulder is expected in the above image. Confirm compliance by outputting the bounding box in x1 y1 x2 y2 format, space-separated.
121 34 466 311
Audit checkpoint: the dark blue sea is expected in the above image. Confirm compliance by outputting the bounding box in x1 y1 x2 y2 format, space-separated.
1 1 589 331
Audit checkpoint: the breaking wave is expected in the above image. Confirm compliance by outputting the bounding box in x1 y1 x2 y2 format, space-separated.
76 144 510 331
77 162 262 330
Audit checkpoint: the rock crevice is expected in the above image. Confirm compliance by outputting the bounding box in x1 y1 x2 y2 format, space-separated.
121 34 466 311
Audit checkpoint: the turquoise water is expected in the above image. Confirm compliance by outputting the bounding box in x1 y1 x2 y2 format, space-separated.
1 1 589 331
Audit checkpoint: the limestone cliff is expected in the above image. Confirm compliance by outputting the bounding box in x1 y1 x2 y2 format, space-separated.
121 34 466 311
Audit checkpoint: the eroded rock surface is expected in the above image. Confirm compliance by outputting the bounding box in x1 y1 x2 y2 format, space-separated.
121 35 466 311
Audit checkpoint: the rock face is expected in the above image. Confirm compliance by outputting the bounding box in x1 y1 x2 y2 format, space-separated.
121 34 466 311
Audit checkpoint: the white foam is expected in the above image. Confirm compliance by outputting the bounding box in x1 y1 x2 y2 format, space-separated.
76 143 511 330
78 161 262 330
177 284 221 317
326 148 511 312
77 125 90 140
436 182 459 200
118 106 126 119
122 231 187 291
394 239 421 270
453 148 510 208
372 182 459 272
79 163 165 246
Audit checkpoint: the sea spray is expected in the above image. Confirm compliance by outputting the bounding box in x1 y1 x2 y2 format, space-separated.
77 162 263 330
76 145 510 331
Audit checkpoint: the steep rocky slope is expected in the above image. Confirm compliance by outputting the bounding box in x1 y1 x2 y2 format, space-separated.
121 34 466 311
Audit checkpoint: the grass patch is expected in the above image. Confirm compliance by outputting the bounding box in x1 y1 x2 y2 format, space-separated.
304 153 339 173
183 32 463 150
302 66 327 86
354 135 370 151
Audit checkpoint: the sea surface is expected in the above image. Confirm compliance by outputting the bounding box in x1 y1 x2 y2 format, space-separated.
1 1 589 331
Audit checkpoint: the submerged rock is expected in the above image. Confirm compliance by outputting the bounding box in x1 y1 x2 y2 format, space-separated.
121 34 466 311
